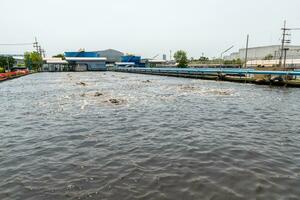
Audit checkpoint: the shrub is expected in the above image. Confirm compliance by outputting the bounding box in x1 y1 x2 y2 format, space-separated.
0 67 5 73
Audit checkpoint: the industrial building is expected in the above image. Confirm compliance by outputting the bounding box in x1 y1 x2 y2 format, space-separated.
116 55 146 68
42 58 69 72
65 51 107 71
116 55 170 68
145 59 167 68
224 45 300 61
115 62 136 68
95 49 124 63
246 59 300 68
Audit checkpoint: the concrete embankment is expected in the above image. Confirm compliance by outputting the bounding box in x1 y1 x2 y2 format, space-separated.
111 67 300 87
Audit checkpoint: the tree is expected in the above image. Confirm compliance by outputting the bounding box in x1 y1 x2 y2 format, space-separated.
199 56 209 63
24 52 43 71
174 50 188 68
236 58 242 65
0 56 16 70
263 54 274 60
53 54 65 60
24 52 32 69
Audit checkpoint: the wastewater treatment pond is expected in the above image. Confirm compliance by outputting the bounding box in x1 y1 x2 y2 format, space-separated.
0 72 300 200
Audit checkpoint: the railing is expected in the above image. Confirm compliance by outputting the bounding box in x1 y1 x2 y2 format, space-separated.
114 67 300 76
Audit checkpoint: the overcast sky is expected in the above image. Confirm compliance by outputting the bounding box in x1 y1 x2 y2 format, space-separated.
1 0 300 58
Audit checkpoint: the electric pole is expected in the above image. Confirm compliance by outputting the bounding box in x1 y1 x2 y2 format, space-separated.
279 20 291 68
41 49 46 57
33 37 39 53
283 48 289 68
33 37 45 57
244 34 249 68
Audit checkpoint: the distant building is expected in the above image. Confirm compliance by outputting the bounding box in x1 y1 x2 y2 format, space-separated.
115 62 136 68
94 49 124 63
145 59 167 68
13 56 25 66
224 45 300 61
163 54 167 61
0 54 25 66
42 58 69 72
65 51 107 71
116 55 174 68
119 55 145 67
246 59 300 68
64 51 99 58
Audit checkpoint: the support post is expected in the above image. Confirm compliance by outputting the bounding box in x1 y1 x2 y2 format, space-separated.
244 34 249 68
279 20 287 67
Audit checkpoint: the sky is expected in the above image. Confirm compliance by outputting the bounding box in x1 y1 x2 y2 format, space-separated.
1 0 300 59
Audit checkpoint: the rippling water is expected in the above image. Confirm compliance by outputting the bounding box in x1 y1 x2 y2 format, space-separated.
0 72 300 200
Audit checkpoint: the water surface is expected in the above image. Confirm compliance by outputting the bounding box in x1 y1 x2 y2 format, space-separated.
0 72 300 200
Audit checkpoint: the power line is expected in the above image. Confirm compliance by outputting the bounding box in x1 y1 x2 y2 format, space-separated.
0 43 33 46
284 28 300 31
33 37 46 57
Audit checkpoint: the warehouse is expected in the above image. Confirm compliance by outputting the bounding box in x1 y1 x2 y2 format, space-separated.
145 59 167 68
42 58 69 72
64 51 107 71
225 45 300 61
246 59 300 68
95 49 124 63
119 55 146 67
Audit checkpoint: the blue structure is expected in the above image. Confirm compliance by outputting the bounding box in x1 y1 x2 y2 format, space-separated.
65 51 107 71
65 51 99 58
115 67 300 76
121 56 145 67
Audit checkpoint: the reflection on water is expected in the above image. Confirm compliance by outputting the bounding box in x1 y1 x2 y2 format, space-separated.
0 72 300 200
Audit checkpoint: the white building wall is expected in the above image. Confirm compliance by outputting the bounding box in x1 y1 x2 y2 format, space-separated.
224 45 300 61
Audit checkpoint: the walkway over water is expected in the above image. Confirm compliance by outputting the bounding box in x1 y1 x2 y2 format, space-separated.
115 67 300 76
1 72 300 199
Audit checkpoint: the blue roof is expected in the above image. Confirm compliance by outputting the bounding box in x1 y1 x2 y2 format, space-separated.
64 51 99 58
121 56 141 64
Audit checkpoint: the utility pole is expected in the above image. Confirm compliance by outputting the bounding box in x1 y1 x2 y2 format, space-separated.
38 45 42 56
31 37 46 71
283 48 289 68
41 49 46 58
279 20 290 68
244 34 249 68
277 21 300 68
33 37 45 57
33 37 39 53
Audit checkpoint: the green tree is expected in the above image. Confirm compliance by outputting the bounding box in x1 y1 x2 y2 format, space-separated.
199 56 209 63
0 56 16 70
263 54 273 60
24 52 31 69
174 50 188 68
24 52 43 71
224 60 234 65
224 58 243 66
53 54 65 60
236 58 242 65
